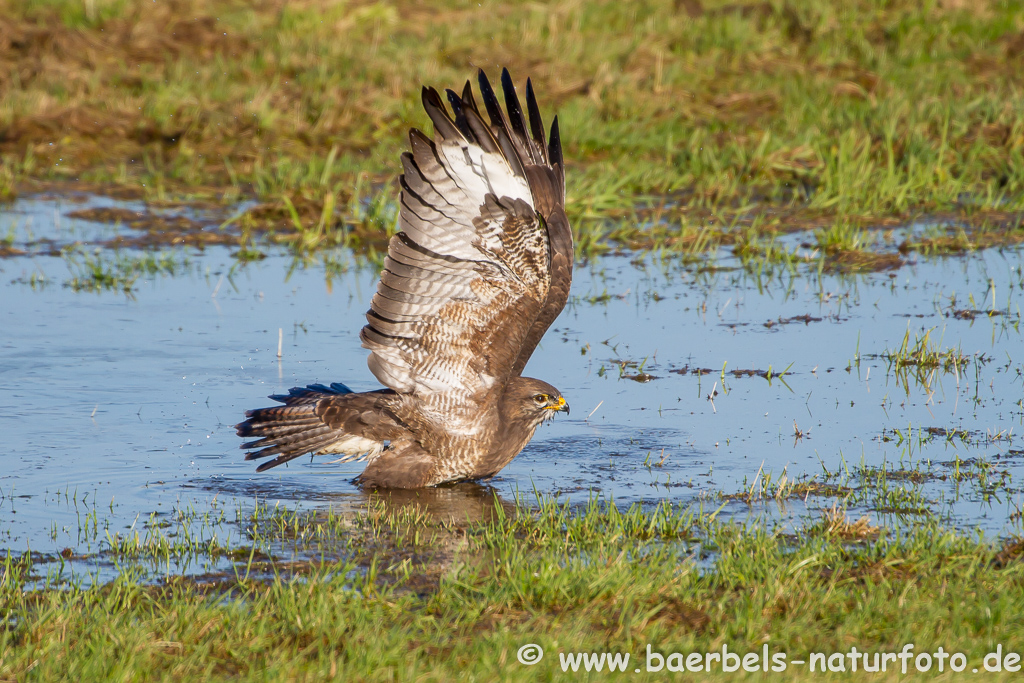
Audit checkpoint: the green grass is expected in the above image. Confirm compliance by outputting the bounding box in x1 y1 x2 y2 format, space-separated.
4 497 1024 680
3 0 1024 261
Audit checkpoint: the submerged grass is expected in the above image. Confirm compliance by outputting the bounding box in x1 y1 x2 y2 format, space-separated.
3 0 1024 263
4 498 1024 680
876 325 984 393
726 434 1018 524
61 246 191 293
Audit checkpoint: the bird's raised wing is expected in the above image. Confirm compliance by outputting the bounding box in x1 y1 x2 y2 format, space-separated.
360 69 572 411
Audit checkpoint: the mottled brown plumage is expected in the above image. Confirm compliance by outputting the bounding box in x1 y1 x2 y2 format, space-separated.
236 69 572 488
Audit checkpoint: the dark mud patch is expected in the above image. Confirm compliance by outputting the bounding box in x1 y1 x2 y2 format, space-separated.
763 314 824 329
822 249 904 273
996 449 1024 462
6 175 1024 271
992 539 1024 568
669 364 792 380
898 215 1024 255
723 480 854 504
726 367 791 379
0 186 401 255
623 372 658 383
947 308 1005 321
233 199 394 253
803 507 881 541
670 365 718 376
103 229 238 250
66 206 240 248
876 468 936 484
66 207 147 224
878 426 979 444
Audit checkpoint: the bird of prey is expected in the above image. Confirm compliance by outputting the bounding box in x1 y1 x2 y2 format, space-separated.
236 68 572 488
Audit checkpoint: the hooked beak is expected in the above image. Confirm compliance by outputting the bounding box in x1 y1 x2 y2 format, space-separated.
545 396 570 415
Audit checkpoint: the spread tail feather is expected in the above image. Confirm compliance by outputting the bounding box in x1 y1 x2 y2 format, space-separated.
236 383 385 472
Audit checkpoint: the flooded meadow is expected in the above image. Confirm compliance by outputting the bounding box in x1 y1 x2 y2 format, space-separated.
2 192 1024 584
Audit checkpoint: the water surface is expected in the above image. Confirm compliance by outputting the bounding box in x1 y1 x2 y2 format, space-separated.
3 194 1024 577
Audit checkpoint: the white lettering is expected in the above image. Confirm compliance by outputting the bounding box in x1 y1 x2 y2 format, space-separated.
645 645 663 672
827 653 846 672
898 643 915 674
722 645 740 672
985 645 1003 672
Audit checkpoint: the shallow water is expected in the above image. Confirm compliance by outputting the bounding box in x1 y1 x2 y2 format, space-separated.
3 194 1024 576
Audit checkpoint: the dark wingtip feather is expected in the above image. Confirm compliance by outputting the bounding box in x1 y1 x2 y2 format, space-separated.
525 77 547 157
421 85 443 112
445 88 474 141
461 79 477 112
458 78 500 154
500 68 529 142
477 68 503 129
474 68 527 178
421 86 461 140
445 88 463 116
548 115 563 169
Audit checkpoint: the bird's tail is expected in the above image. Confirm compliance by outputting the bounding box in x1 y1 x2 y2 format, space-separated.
236 383 364 472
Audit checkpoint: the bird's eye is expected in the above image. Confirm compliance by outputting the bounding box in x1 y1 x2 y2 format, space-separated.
533 394 548 404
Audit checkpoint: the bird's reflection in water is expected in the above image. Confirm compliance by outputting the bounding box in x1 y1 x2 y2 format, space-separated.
198 479 519 576
203 476 517 525
311 483 518 574
353 482 518 526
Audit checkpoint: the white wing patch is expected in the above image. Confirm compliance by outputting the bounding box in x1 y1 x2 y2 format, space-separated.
438 141 533 212
319 434 387 463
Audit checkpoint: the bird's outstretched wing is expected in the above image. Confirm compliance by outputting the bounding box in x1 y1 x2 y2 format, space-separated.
361 69 572 414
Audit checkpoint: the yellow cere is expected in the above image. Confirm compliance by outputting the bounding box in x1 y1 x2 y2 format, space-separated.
546 396 567 410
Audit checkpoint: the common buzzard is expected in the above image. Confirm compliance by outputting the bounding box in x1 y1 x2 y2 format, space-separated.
236 69 572 488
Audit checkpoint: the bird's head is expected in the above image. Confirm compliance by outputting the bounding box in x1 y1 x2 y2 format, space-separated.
507 377 570 426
